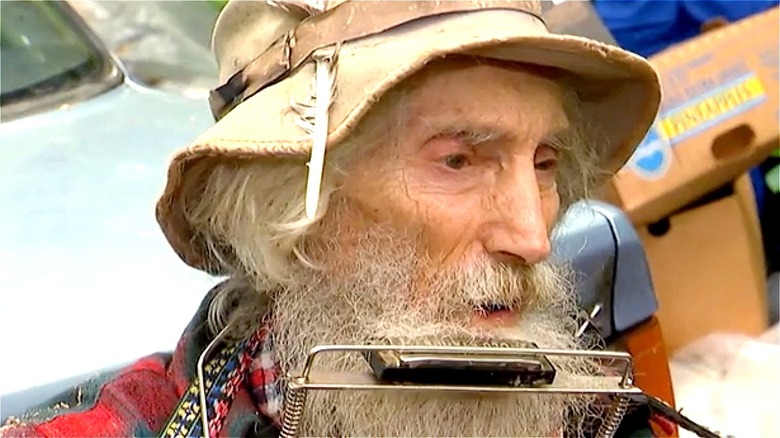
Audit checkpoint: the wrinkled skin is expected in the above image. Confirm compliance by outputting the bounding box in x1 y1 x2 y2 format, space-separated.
338 59 569 328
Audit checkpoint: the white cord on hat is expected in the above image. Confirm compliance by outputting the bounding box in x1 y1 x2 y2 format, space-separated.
304 49 337 220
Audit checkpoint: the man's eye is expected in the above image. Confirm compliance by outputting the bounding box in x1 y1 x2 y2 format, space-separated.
535 158 558 172
444 154 469 170
534 143 559 173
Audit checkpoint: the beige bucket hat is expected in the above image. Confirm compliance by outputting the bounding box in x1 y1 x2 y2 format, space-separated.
156 0 661 273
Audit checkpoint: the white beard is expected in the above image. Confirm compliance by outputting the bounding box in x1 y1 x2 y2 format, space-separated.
267 227 602 437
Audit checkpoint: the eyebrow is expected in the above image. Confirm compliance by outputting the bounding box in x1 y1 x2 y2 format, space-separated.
425 121 511 146
425 121 575 152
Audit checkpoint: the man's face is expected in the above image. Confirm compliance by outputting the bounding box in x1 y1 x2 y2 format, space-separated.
269 59 597 436
339 59 568 329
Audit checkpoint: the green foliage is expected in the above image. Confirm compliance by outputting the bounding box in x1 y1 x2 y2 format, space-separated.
766 164 780 194
208 0 229 11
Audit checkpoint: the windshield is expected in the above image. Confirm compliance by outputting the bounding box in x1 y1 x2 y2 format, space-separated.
0 1 121 118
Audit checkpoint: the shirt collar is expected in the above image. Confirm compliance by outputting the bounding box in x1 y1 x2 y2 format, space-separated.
167 283 283 428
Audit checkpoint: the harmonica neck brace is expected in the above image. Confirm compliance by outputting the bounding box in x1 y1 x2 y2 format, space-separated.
175 334 722 438
171 332 718 437
275 344 722 438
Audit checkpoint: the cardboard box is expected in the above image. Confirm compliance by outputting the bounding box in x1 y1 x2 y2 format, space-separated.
605 7 780 225
637 174 768 352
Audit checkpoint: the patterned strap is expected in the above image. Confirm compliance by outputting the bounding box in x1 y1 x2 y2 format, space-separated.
159 330 265 438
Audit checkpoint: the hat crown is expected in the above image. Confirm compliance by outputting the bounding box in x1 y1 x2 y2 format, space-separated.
212 0 343 83
211 0 544 83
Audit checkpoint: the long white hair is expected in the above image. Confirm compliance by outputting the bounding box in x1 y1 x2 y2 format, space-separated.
182 58 608 338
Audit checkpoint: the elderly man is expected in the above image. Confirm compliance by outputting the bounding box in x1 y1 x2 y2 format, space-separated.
2 0 670 437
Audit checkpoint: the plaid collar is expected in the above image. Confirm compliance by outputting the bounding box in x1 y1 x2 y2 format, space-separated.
247 328 283 425
160 323 282 437
159 285 283 437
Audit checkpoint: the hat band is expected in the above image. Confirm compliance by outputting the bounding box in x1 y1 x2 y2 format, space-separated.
209 0 545 120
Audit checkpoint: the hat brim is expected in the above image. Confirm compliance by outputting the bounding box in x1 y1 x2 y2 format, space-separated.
157 8 660 272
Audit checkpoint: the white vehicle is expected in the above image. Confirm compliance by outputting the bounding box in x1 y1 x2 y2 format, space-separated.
0 0 217 401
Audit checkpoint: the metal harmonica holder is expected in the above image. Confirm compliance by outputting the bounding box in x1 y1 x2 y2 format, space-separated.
279 345 640 438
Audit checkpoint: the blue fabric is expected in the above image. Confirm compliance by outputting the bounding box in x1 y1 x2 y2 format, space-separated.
750 167 766 216
592 0 779 57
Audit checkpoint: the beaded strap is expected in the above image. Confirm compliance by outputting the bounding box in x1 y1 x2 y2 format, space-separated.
160 329 265 438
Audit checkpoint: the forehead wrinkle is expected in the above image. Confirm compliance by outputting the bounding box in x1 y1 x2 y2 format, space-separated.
401 78 572 154
415 95 570 139
545 117 572 142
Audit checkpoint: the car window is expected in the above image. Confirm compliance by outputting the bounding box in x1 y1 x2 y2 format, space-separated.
0 1 122 119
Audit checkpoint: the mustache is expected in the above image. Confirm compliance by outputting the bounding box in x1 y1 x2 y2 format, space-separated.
407 257 576 319
274 251 579 343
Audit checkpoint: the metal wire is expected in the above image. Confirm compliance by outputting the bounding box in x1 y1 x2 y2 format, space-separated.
277 344 638 436
279 378 309 438
595 395 630 438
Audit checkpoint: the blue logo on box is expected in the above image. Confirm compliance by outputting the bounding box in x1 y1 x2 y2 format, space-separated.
628 123 671 180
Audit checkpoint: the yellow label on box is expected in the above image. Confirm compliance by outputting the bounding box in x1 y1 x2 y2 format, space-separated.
627 72 767 180
659 74 766 143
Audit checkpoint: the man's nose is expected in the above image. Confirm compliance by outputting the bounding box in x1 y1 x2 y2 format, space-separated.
481 173 553 266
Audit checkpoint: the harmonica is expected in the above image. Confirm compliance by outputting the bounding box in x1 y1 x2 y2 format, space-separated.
363 341 556 387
